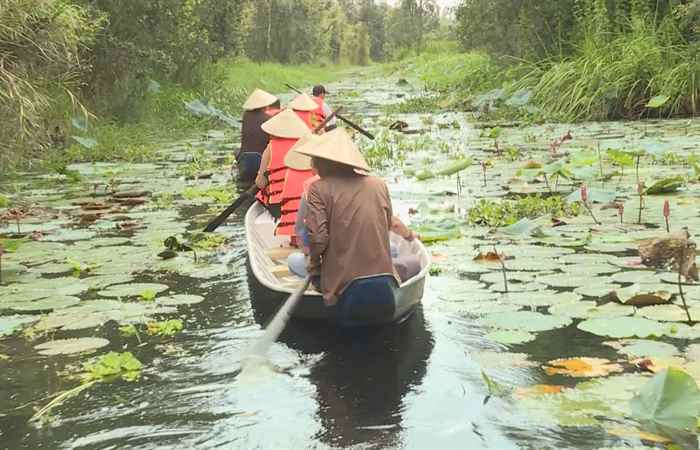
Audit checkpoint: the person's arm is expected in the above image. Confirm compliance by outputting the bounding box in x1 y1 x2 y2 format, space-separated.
305 185 329 277
391 215 417 241
255 144 271 188
322 102 336 126
295 197 310 255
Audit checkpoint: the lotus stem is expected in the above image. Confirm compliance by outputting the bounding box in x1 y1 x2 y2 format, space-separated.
583 202 600 225
638 194 643 225
543 173 552 193
30 380 99 424
493 245 508 293
15 218 20 234
597 142 604 180
553 175 559 192
635 155 641 185
481 161 486 187
678 245 694 324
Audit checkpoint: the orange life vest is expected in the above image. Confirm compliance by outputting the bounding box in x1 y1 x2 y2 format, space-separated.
276 168 314 237
293 110 314 129
255 137 298 206
312 96 326 126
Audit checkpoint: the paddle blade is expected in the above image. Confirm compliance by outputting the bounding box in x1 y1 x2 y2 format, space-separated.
203 186 258 232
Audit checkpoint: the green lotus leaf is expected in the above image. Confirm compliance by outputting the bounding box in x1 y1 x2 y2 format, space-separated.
666 323 700 340
34 337 110 356
538 273 612 288
155 294 205 306
631 367 700 433
613 285 673 306
618 340 679 358
578 317 667 338
559 263 619 276
646 95 670 109
484 329 535 344
502 291 580 307
10 296 81 312
566 188 617 204
481 311 572 332
644 176 684 195
480 271 535 285
574 283 618 298
637 304 700 322
41 229 97 242
504 259 562 272
489 281 547 293
559 253 620 265
0 315 37 336
612 270 662 284
83 274 136 290
550 301 634 319
97 283 169 298
584 242 636 253
31 262 74 274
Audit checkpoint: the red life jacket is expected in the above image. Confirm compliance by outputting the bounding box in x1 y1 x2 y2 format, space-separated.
293 110 314 130
276 168 314 237
312 96 326 127
255 137 298 206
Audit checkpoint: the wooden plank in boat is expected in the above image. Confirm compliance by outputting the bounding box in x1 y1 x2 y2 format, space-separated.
265 247 297 261
270 265 291 277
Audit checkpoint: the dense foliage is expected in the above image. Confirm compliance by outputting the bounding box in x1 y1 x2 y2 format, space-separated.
0 0 441 167
449 0 700 120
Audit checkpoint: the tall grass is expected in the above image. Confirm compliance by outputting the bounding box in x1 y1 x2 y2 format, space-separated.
520 17 700 121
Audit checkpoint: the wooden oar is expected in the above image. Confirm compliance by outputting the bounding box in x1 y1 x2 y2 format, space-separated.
284 83 375 140
203 109 341 232
244 276 311 362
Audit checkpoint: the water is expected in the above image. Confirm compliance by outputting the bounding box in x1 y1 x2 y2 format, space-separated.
2 70 700 449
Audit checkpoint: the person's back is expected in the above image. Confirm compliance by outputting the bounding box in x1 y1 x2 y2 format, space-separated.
306 173 394 305
240 109 270 155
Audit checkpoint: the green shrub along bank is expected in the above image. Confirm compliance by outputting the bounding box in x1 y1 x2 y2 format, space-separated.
6 60 342 173
390 0 700 122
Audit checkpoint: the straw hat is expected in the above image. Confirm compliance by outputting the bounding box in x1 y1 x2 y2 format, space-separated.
243 89 278 111
289 93 318 112
284 134 320 170
261 108 311 139
295 128 370 172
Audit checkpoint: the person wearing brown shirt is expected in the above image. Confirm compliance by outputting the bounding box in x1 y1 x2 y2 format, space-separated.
295 128 397 306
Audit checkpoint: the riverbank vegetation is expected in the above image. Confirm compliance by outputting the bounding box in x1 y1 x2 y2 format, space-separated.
390 0 700 123
1 0 444 171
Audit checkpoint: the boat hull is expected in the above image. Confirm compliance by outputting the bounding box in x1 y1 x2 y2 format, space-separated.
245 202 429 326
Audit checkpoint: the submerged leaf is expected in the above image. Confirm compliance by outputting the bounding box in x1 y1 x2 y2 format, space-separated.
544 357 624 377
34 337 109 356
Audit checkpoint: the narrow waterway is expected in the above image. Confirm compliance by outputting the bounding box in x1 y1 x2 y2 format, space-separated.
2 70 700 449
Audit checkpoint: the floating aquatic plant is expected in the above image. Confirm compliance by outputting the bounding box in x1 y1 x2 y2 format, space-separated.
146 319 183 336
83 351 142 382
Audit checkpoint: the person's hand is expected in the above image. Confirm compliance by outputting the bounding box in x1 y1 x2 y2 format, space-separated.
255 171 268 189
404 230 419 241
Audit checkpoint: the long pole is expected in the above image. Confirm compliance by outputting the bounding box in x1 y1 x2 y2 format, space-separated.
284 83 375 140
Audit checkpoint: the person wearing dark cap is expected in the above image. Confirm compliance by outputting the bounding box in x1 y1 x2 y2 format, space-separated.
311 85 337 131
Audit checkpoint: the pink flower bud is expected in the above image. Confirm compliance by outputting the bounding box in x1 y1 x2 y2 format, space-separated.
618 203 624 215
580 185 588 203
663 200 670 218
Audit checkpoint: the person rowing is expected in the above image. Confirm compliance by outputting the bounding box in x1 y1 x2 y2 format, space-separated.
287 128 420 306
311 85 336 131
255 108 311 219
236 89 280 183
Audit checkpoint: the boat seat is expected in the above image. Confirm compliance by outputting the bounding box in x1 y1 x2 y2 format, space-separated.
265 246 297 262
335 274 398 327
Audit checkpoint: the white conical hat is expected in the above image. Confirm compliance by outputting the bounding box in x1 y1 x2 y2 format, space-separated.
284 134 321 170
261 108 311 139
295 128 369 172
243 89 278 111
289 93 318 112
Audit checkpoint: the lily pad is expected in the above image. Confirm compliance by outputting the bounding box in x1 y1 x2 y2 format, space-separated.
574 283 618 298
0 315 37 336
612 270 665 284
34 337 110 356
502 291 581 307
618 340 679 358
578 317 667 338
538 273 611 288
484 329 535 345
637 304 700 322
560 263 619 276
613 285 673 306
156 294 205 306
550 301 634 319
98 283 169 298
10 296 81 312
481 311 572 332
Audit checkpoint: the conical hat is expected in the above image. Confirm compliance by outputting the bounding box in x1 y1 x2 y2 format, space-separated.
284 134 321 170
289 93 318 112
243 89 278 111
295 128 369 171
261 108 311 139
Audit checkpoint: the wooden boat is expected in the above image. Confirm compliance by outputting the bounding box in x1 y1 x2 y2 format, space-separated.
245 201 431 327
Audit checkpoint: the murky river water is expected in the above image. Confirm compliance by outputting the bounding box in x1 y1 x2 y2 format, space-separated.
2 71 700 449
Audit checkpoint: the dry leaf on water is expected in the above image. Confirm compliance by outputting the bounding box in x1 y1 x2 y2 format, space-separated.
473 251 505 263
513 384 564 399
544 357 624 377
